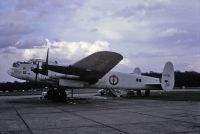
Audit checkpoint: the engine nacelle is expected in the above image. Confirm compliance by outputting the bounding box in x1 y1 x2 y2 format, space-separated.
59 79 84 88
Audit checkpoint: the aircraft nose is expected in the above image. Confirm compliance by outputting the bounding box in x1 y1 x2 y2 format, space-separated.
7 68 13 76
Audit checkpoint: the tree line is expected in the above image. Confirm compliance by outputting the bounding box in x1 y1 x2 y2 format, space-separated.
143 71 200 88
0 71 200 91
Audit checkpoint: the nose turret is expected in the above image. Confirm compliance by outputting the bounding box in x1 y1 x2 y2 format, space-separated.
8 68 13 76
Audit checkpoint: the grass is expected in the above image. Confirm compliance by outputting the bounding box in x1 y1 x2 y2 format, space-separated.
131 91 200 101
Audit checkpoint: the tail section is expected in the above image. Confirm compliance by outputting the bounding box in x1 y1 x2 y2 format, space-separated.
161 61 175 91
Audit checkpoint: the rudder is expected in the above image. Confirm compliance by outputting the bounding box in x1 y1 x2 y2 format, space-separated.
161 61 175 91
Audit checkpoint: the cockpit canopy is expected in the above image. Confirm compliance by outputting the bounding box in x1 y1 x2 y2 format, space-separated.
28 59 45 65
12 59 58 68
28 59 58 65
12 60 37 68
12 62 20 68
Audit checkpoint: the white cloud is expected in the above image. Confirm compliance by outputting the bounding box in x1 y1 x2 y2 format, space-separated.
159 28 187 37
21 40 110 62
0 39 111 81
119 58 135 69
0 0 200 82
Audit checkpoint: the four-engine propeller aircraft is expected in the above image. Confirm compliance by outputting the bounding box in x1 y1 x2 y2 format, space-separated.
8 49 175 100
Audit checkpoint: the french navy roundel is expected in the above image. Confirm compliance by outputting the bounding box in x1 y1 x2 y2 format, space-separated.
109 75 119 85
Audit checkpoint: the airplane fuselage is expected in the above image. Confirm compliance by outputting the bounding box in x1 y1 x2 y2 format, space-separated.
8 61 160 90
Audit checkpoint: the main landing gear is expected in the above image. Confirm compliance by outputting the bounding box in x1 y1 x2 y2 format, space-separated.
137 90 142 96
45 88 67 101
127 91 135 97
145 90 150 97
126 90 150 97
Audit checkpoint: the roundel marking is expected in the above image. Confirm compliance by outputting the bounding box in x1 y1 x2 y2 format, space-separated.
109 75 119 85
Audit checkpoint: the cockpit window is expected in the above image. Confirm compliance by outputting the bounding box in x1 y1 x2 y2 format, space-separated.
13 63 20 68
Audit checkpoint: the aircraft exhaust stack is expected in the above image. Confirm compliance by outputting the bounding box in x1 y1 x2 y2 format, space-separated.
161 61 175 91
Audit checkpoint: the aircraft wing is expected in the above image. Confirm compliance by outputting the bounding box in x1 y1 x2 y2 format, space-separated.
45 51 123 83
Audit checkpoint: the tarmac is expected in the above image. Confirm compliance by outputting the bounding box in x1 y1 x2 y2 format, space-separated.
0 92 200 134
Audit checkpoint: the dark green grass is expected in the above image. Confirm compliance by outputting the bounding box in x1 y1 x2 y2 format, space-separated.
131 91 200 101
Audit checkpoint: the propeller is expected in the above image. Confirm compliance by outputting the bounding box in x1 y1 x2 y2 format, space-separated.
31 48 49 81
31 62 40 81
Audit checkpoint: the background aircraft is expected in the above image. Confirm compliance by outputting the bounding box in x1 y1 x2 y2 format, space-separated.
8 49 174 100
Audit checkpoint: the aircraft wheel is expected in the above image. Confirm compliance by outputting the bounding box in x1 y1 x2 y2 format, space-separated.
53 89 66 101
127 91 135 98
108 90 117 97
59 89 67 101
100 92 105 96
145 90 150 97
45 88 54 100
45 88 66 101
136 90 142 96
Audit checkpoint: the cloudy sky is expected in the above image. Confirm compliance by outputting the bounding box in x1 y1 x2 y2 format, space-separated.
0 0 199 82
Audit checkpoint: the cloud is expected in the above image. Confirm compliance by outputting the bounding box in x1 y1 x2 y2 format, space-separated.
0 39 111 81
45 40 110 60
0 0 200 82
0 23 33 36
15 38 47 49
159 28 187 37
12 39 110 62
113 0 171 18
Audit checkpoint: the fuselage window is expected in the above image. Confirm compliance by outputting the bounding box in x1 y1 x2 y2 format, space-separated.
136 78 142 82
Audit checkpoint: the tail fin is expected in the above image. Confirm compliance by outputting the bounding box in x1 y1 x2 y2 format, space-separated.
161 61 175 91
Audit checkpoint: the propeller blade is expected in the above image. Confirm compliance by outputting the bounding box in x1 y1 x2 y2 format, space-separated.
35 62 39 81
46 48 49 65
31 62 40 81
41 48 49 75
35 73 38 81
32 48 49 76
